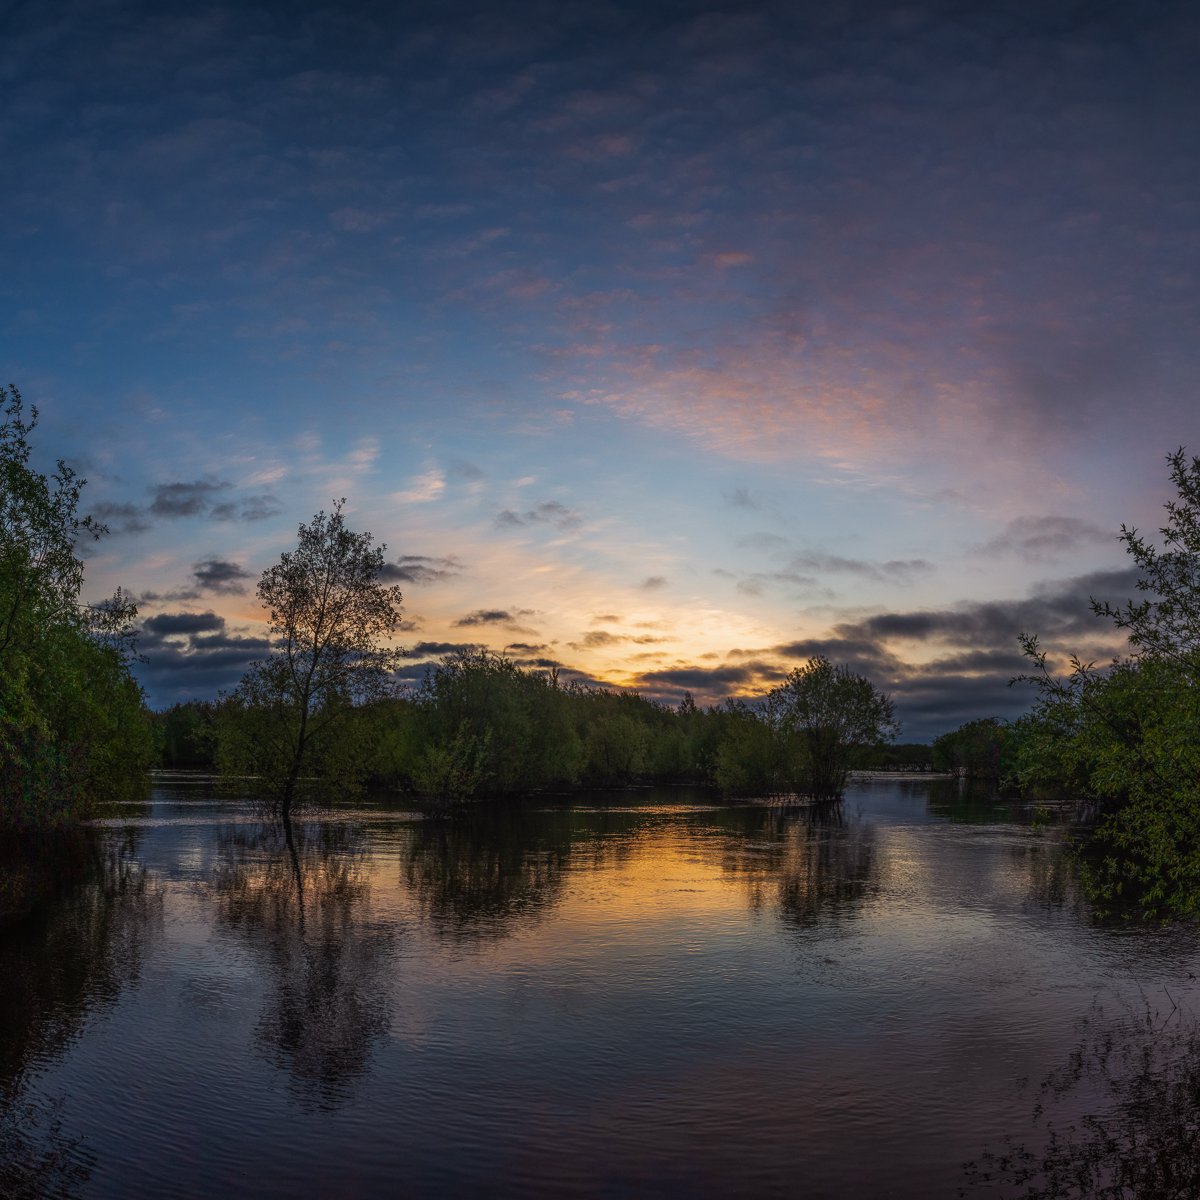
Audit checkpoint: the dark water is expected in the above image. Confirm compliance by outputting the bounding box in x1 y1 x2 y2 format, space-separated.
3 777 1199 1199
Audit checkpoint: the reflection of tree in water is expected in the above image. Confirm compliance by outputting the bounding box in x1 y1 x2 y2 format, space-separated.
1005 838 1083 915
212 820 397 1110
403 804 641 944
718 806 878 927
0 829 158 1198
404 806 576 944
964 1001 1200 1199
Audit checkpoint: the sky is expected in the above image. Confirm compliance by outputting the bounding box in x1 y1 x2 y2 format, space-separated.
3 0 1198 740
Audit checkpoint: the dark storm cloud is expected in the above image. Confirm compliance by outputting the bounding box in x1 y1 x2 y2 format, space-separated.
769 637 905 675
379 554 463 585
192 558 252 593
639 665 755 689
974 515 1115 561
495 501 581 531
648 568 1144 738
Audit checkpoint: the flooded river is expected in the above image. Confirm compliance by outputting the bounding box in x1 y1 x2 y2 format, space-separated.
3 775 1198 1198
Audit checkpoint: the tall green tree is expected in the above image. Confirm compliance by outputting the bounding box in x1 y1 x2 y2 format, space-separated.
218 502 404 818
1016 449 1200 915
769 657 899 801
0 385 151 826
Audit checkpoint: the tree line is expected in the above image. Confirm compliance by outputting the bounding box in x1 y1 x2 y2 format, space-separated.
6 378 1200 916
158 650 903 808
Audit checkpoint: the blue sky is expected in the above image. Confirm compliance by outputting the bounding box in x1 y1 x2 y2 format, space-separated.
3 0 1197 739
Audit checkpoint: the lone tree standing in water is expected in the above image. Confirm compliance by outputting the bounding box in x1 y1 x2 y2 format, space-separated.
221 501 404 820
770 656 899 801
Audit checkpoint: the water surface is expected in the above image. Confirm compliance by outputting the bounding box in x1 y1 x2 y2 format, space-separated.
3 777 1198 1198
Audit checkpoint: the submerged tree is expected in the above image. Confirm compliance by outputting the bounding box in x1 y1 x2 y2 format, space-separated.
218 502 404 819
770 657 899 801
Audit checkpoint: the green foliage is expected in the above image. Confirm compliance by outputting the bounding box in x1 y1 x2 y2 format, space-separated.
709 660 899 800
154 700 217 768
1013 449 1200 917
217 502 405 815
712 698 789 794
932 717 1010 781
770 657 900 801
0 385 152 826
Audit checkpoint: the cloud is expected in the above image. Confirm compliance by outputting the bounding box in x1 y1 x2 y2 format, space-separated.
90 501 151 534
727 487 759 509
211 494 282 522
639 575 667 590
90 483 281 534
788 553 934 584
134 609 271 705
974 515 1115 561
391 471 445 503
379 554 463 585
454 609 517 626
833 569 1140 651
400 641 481 658
495 500 581 530
142 611 226 637
568 629 667 650
635 663 785 694
450 608 540 634
149 480 230 518
575 630 619 648
192 558 252 594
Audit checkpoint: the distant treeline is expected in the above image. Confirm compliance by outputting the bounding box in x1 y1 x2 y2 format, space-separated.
155 650 932 800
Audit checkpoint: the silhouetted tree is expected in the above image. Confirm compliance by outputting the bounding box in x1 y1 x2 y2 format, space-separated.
218 502 404 819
